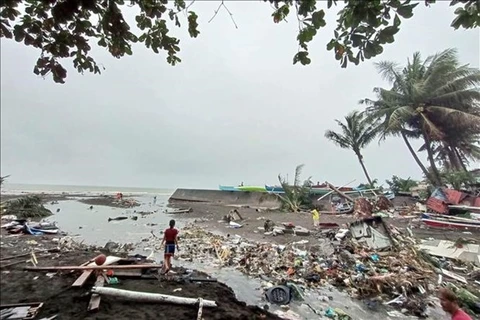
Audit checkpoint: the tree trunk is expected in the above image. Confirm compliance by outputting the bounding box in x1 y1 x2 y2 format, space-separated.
453 147 469 172
400 131 432 182
420 125 443 186
356 152 373 186
445 144 462 171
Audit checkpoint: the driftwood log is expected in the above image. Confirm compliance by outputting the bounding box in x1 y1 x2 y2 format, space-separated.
90 287 217 307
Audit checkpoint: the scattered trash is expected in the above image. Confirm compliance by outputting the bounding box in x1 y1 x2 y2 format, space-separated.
0 302 43 320
265 286 291 305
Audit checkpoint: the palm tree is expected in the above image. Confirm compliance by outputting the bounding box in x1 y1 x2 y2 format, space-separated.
325 111 379 186
364 48 480 186
277 164 311 212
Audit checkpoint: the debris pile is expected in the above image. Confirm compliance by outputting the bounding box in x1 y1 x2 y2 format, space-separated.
152 220 480 317
1 216 61 236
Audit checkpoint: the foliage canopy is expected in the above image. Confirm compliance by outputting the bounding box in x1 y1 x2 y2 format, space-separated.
1 0 478 83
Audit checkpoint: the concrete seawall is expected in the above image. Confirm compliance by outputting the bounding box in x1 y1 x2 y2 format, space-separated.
169 188 281 208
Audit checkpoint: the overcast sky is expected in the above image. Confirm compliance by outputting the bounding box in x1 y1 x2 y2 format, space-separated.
1 1 479 189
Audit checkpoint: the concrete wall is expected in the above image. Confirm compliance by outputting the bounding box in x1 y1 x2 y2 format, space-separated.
169 188 281 208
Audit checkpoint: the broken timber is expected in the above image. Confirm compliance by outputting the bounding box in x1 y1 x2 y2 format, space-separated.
72 256 123 287
88 275 105 312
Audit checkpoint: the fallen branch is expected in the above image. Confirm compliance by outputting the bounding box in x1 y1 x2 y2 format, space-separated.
90 287 217 307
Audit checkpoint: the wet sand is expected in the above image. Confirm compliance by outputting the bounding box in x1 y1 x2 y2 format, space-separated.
170 201 480 244
0 230 279 320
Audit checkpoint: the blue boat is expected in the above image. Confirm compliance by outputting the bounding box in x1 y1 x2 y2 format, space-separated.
265 185 284 193
219 185 239 192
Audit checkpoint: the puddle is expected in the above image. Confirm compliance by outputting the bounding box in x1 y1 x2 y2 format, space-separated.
43 197 445 320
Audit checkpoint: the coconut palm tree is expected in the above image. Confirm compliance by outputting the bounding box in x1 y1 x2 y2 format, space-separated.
362 96 433 182
364 48 480 186
277 164 312 212
325 111 379 186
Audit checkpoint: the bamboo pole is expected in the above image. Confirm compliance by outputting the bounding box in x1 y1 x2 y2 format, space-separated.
91 287 217 307
25 264 163 271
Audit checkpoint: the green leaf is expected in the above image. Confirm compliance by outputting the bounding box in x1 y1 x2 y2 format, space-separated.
187 11 199 38
293 51 311 65
311 10 326 28
97 37 107 47
13 25 24 42
350 33 366 47
393 14 401 27
396 3 418 19
326 40 336 51
327 0 337 9
297 27 316 43
378 26 398 43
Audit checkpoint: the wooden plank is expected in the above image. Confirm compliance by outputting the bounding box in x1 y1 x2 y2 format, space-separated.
72 256 123 287
26 264 163 271
111 270 143 277
72 270 94 287
88 275 105 312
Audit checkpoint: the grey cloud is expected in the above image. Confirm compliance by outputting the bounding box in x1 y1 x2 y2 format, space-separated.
1 2 479 189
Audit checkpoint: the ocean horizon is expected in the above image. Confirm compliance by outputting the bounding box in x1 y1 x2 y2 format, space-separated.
0 182 175 196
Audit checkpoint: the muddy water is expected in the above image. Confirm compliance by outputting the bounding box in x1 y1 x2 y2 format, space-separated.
45 196 446 320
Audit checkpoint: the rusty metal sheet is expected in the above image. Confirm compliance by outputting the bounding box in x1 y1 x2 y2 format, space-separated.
443 189 466 205
427 197 448 214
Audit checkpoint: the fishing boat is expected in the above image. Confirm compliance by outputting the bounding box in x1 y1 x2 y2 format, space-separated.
309 187 331 195
237 186 267 192
421 213 480 230
219 185 238 192
265 185 284 193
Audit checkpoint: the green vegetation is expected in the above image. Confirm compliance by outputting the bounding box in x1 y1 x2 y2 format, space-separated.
357 178 381 190
3 195 52 219
1 1 478 83
386 175 418 194
325 111 379 186
441 169 476 190
276 164 312 212
362 48 480 187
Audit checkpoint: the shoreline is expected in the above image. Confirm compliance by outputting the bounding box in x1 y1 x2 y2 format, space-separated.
2 191 479 319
